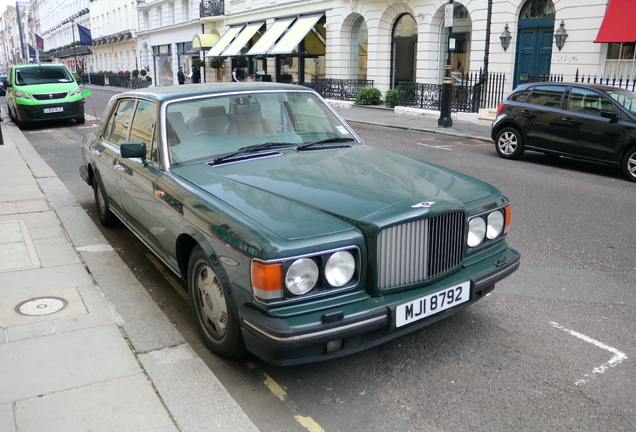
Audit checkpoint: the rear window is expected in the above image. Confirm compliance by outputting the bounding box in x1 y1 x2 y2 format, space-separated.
14 66 74 86
527 86 565 108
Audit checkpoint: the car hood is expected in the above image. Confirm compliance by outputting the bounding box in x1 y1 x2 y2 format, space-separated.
173 145 495 239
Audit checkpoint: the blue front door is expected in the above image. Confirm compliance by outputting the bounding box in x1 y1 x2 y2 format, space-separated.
514 18 555 88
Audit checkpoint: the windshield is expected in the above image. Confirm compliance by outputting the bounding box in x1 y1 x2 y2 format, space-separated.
606 88 636 115
165 91 357 166
14 66 74 86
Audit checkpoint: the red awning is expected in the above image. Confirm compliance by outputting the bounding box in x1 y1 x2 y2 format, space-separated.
595 0 636 43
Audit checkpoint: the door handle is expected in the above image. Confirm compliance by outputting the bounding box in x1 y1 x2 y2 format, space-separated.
114 164 126 172
521 110 530 117
91 149 102 156
562 117 572 124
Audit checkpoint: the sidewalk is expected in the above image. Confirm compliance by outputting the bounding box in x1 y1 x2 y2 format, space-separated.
331 102 493 143
0 114 258 431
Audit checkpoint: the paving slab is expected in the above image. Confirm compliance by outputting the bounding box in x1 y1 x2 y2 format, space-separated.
0 325 141 404
0 403 16 432
0 263 93 299
140 344 259 432
14 375 177 432
0 287 86 328
7 285 116 342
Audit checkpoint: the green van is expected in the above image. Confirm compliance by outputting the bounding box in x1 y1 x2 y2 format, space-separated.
4 64 91 125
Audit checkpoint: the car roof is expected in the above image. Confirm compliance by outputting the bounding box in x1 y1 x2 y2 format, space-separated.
514 81 631 93
12 64 69 69
117 82 316 103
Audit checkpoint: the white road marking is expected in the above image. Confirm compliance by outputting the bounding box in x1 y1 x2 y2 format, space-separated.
28 129 54 134
417 142 453 151
551 321 627 386
76 244 114 253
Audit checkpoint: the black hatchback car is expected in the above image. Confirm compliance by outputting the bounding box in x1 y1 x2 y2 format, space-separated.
491 82 636 182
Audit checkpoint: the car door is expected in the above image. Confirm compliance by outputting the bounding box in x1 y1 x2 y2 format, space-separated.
93 98 137 219
116 99 165 254
557 87 622 162
522 85 566 151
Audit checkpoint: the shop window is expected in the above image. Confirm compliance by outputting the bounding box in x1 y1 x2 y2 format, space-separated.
350 16 368 80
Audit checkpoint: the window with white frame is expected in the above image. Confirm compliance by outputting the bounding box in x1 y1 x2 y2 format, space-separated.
604 43 636 79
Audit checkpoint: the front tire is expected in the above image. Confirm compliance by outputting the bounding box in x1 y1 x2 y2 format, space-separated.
495 127 525 160
622 147 636 182
188 246 245 359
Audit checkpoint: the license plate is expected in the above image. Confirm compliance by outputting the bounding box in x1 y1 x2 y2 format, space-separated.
44 107 63 113
396 281 470 328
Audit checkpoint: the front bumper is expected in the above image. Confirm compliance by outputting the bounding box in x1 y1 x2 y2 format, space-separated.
240 247 520 366
14 99 84 124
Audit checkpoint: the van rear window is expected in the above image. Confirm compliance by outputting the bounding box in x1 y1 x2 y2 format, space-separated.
15 67 74 85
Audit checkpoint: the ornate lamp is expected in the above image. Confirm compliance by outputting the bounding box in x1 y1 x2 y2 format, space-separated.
554 20 568 51
500 24 512 51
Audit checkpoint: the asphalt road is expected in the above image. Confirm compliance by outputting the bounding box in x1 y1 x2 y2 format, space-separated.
9 87 636 431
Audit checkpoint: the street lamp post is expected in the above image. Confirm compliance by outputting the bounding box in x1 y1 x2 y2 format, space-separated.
438 0 454 128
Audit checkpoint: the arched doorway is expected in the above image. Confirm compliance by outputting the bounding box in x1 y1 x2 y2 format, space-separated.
391 13 417 88
514 0 556 88
350 16 368 80
439 3 472 83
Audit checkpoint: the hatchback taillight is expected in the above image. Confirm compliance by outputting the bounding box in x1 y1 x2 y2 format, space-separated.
496 102 504 116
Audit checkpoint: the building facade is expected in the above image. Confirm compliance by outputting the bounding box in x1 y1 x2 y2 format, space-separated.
0 0 633 98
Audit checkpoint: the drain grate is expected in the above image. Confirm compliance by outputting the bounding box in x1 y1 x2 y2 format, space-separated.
15 297 68 316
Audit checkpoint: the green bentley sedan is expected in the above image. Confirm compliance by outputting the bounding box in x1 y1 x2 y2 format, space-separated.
79 83 520 366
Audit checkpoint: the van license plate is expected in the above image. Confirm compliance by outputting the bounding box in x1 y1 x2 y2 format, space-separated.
44 107 63 113
395 281 470 328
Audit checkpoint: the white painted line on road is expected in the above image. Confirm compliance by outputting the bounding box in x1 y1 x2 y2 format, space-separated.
417 142 453 151
551 321 627 386
28 129 54 134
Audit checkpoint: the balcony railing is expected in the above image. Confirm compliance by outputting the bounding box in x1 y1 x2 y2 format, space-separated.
200 0 224 17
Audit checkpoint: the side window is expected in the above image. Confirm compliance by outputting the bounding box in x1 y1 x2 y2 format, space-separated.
508 88 531 102
129 101 157 161
527 86 565 108
568 88 614 116
104 99 136 145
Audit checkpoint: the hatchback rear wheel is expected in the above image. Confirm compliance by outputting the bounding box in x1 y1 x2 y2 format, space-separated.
495 127 525 159
622 147 636 182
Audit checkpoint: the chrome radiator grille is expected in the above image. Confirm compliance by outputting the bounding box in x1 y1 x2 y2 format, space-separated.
377 212 464 290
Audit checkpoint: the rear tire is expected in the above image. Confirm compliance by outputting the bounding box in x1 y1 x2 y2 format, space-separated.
188 246 245 359
622 147 636 182
93 176 119 226
495 127 525 160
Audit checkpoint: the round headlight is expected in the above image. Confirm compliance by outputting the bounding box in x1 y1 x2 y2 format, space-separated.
467 217 486 248
487 211 505 240
285 259 319 295
325 251 355 287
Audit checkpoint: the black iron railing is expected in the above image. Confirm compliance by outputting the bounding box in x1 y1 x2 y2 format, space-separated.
88 73 105 86
527 72 564 83
108 74 131 88
200 0 224 17
397 83 441 110
574 68 636 92
311 78 374 101
396 71 506 113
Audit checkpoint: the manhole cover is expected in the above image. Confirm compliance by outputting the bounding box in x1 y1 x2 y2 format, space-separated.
15 297 68 316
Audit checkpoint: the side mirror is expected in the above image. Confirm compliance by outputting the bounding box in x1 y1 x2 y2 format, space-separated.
600 110 619 122
3 80 9 88
120 142 146 159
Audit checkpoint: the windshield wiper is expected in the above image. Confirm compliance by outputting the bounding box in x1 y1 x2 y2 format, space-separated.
296 137 355 151
209 142 297 166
